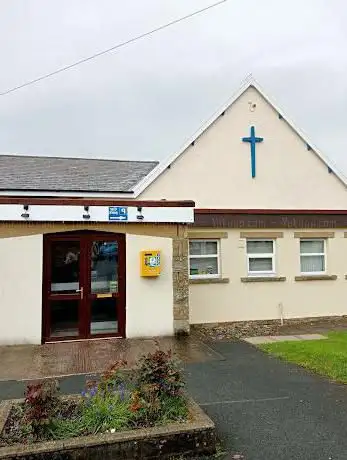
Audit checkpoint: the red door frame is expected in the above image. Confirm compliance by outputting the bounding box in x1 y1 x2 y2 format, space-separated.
42 231 126 343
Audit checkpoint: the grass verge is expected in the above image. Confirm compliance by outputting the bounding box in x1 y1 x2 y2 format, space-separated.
259 331 347 383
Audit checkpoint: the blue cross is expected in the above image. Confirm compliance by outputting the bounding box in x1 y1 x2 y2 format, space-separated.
242 126 264 178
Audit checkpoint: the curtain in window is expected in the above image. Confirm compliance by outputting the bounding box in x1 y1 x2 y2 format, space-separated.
300 240 325 272
249 257 273 272
300 240 324 254
300 255 324 272
247 240 273 254
189 257 218 276
189 241 218 256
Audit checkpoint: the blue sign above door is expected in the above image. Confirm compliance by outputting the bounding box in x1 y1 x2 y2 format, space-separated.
108 206 128 221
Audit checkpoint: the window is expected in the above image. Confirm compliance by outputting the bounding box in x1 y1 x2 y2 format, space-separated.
300 239 326 274
247 239 275 276
189 240 220 278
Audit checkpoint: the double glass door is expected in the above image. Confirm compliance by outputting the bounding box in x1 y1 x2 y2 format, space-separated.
43 232 125 342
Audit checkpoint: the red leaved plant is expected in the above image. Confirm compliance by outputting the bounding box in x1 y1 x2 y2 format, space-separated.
24 379 60 439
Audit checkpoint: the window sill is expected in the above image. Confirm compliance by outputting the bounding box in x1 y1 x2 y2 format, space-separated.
295 275 337 281
240 276 286 283
189 277 230 285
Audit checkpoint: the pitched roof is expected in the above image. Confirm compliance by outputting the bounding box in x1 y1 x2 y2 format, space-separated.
0 154 158 193
133 78 347 196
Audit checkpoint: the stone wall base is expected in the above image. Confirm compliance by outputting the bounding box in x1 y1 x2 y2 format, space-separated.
192 315 347 339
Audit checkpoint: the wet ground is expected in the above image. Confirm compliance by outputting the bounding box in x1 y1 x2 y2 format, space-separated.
0 336 223 381
2 337 347 458
2 340 347 459
185 341 347 460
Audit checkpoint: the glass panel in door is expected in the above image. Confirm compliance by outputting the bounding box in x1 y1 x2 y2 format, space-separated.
50 299 79 337
90 241 119 335
48 240 82 339
90 298 118 334
50 241 81 293
91 241 118 293
90 240 118 335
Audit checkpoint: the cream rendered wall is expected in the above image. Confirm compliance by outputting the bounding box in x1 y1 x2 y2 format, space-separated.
189 228 347 324
140 86 347 209
0 234 43 344
126 234 173 337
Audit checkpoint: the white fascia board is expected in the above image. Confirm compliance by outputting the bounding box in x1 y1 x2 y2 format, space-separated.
0 204 194 223
133 77 347 197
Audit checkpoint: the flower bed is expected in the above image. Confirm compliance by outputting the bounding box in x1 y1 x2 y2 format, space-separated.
0 347 216 459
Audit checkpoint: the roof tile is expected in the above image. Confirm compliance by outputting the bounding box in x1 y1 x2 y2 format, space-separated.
0 155 158 192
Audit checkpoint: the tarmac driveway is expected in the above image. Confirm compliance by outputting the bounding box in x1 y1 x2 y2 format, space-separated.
185 341 347 460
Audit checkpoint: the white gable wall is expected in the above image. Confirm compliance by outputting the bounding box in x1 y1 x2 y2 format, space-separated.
140 86 347 209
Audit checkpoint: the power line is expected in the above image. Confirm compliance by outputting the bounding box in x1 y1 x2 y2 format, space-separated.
0 0 228 97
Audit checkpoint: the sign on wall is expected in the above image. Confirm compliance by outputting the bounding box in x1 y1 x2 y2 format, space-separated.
108 206 128 221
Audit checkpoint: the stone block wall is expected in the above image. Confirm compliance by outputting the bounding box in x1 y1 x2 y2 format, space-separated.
172 225 190 334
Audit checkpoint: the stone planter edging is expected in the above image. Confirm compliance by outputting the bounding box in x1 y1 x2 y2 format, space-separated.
0 396 216 459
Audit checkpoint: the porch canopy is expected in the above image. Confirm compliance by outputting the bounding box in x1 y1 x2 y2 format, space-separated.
0 197 195 223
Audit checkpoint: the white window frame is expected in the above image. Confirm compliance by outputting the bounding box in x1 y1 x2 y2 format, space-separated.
188 239 220 279
300 238 326 275
247 239 276 276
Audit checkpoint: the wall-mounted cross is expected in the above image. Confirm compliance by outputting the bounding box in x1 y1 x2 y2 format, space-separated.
242 126 264 178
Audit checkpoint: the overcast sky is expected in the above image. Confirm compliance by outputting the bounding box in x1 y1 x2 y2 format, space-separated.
0 0 346 173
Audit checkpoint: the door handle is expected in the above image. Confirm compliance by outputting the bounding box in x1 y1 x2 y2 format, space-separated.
76 287 84 299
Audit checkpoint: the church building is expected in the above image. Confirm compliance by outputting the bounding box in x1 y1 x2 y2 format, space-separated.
1 79 347 345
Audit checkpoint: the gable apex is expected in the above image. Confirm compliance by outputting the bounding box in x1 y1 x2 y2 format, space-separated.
134 78 347 197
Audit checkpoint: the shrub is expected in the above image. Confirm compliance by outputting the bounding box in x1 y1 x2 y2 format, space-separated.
135 349 185 398
129 385 161 428
23 379 60 440
98 360 127 397
129 348 187 427
4 352 188 444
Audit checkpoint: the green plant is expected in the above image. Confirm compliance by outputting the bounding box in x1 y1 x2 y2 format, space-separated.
50 390 133 439
1 353 189 446
23 379 60 440
97 360 127 397
49 417 84 440
80 391 132 434
158 394 189 424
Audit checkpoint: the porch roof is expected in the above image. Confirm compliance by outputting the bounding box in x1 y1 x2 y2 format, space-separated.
0 154 158 193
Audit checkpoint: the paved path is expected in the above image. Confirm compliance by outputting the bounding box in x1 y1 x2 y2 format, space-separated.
2 341 347 459
0 336 222 381
244 333 327 344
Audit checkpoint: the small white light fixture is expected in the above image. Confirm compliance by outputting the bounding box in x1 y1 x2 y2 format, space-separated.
83 205 90 219
21 204 30 219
